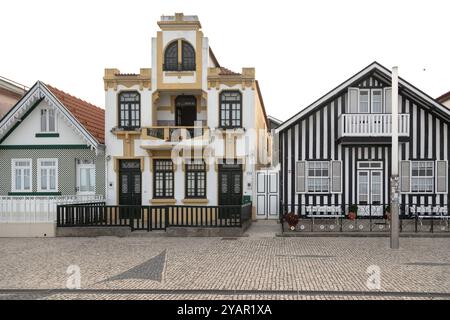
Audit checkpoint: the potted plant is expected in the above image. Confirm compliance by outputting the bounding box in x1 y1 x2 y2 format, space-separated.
284 212 299 231
384 205 391 220
347 204 358 220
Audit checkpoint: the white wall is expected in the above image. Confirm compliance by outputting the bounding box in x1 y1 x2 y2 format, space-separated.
2 100 86 146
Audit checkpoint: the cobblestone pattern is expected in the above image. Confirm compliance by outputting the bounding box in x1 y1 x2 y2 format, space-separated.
0 237 449 299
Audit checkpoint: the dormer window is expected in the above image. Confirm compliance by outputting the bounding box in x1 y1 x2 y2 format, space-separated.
40 109 56 132
163 40 196 71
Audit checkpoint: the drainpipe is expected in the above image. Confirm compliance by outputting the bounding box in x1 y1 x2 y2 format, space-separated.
390 66 400 249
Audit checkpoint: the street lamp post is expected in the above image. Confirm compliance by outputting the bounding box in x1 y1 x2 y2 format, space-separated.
390 66 400 249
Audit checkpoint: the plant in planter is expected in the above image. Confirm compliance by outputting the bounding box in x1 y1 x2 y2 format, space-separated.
384 205 391 220
347 204 358 220
284 212 299 231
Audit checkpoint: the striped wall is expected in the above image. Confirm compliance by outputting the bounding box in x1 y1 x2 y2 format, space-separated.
280 73 450 211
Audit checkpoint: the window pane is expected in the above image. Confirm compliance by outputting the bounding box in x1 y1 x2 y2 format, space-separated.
41 109 47 132
48 109 55 132
41 169 47 190
15 169 22 190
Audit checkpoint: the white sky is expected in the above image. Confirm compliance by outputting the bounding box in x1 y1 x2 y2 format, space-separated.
1 0 449 121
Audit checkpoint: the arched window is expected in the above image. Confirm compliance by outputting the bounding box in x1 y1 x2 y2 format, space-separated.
164 41 178 71
163 40 196 71
118 92 140 129
219 91 242 128
181 41 195 71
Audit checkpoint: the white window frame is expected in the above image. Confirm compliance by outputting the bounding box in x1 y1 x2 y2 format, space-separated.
410 161 434 194
11 159 32 192
358 89 370 113
40 108 57 133
357 161 383 169
371 89 383 113
306 161 330 194
37 158 59 192
76 161 96 195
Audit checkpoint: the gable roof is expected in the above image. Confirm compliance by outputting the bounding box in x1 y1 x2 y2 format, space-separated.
45 85 104 144
276 61 450 132
0 81 104 150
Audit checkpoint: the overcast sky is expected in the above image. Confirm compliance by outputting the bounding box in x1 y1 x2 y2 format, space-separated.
1 0 449 121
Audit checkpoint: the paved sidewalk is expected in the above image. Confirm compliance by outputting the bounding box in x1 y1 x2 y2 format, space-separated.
0 236 449 300
245 220 280 238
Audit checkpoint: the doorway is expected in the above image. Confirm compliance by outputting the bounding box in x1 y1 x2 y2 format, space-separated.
118 160 142 219
357 161 383 217
175 96 197 126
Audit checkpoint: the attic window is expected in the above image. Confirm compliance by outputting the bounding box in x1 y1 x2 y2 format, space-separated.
40 109 56 132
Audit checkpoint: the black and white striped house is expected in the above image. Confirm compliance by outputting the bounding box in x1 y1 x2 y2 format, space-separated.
277 62 450 219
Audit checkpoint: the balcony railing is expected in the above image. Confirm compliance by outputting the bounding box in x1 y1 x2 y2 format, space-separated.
339 113 409 137
143 126 208 142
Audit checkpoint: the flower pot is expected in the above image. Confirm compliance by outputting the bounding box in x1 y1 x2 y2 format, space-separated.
348 212 357 221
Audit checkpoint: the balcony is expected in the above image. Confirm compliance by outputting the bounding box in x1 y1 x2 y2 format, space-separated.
140 126 210 150
338 114 410 141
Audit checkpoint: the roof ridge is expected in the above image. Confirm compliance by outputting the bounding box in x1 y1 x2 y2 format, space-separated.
45 83 104 112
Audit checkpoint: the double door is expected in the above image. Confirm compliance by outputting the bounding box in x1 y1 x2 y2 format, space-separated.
357 169 383 216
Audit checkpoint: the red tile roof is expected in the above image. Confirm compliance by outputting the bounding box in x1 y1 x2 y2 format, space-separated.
219 67 241 76
437 90 450 104
46 85 105 144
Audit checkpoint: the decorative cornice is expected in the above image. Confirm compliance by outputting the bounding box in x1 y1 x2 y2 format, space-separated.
207 67 256 90
104 68 151 91
157 13 202 31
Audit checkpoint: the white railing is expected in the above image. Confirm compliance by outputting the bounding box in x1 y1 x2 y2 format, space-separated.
340 114 410 137
0 195 104 223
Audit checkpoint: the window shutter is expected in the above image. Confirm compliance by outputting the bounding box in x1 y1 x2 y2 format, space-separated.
348 88 358 113
296 161 306 193
436 160 448 194
400 161 411 192
384 87 392 113
331 161 342 193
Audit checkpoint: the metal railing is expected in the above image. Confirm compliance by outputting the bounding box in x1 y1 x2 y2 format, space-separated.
0 195 104 223
339 113 409 137
145 126 207 141
280 203 449 233
57 202 252 231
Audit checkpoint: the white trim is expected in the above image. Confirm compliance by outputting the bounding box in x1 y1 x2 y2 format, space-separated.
276 62 450 132
11 159 32 192
76 163 96 195
0 81 101 150
305 160 330 194
37 158 59 192
358 89 370 113
371 88 383 113
410 160 434 194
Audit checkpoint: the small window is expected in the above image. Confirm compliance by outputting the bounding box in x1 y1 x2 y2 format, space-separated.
119 92 140 129
359 90 369 113
11 159 32 192
220 91 242 128
307 161 329 193
153 160 174 198
371 90 382 113
185 160 206 198
40 109 56 132
411 161 434 193
163 40 196 71
37 159 58 192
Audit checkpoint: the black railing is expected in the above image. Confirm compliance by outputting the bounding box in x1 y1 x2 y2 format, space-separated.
57 203 252 231
279 203 449 233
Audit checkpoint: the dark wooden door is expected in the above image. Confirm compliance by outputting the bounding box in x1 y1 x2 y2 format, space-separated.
175 96 197 126
119 160 141 219
218 163 243 206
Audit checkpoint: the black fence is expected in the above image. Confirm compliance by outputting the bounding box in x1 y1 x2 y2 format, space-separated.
280 203 449 233
57 202 252 231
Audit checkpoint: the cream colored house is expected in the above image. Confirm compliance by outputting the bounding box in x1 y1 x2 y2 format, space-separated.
104 13 272 219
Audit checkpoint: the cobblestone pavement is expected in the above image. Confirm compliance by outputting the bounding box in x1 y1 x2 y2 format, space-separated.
0 235 449 300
